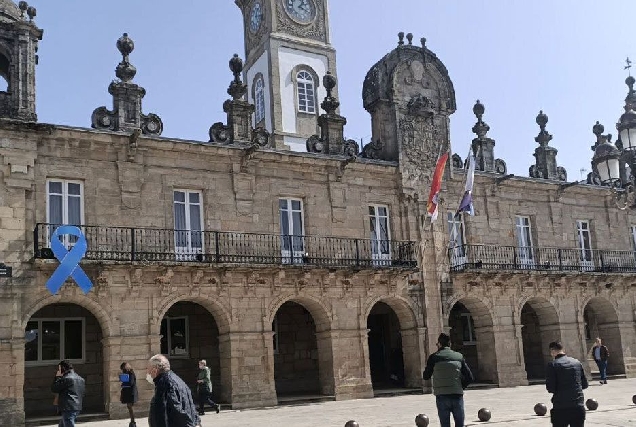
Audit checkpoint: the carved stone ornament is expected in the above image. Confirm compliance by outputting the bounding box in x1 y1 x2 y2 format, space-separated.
400 114 445 188
251 126 270 147
209 122 230 143
306 134 325 153
556 166 568 182
587 171 602 186
275 0 326 42
361 139 383 160
451 153 463 169
343 139 360 158
406 94 435 117
494 158 507 174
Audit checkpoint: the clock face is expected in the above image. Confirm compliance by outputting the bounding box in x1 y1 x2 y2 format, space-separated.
249 2 263 33
283 0 316 24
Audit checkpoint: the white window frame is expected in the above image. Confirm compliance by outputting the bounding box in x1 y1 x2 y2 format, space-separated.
173 190 204 261
161 316 190 358
25 317 86 366
576 220 594 270
631 225 636 251
447 211 466 266
296 70 316 114
255 76 266 124
369 204 391 266
46 179 84 247
460 313 477 345
515 216 534 265
279 198 305 264
272 314 279 355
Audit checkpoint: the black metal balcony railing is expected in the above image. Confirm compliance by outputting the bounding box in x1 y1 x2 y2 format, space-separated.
33 224 417 268
449 244 636 273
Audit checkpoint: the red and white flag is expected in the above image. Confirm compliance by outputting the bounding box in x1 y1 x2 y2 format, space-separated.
426 152 449 221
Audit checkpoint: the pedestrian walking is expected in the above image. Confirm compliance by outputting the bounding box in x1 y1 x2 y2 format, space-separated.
546 341 589 427
50 360 86 427
196 359 220 415
119 362 139 427
147 354 201 427
422 333 474 427
592 337 609 385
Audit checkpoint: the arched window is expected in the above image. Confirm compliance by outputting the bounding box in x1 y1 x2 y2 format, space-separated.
296 70 316 114
254 76 265 124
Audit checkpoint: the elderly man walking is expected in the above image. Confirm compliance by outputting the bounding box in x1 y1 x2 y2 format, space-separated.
147 354 201 427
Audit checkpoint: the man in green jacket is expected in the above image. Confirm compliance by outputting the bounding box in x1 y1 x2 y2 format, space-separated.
423 333 474 427
196 359 220 416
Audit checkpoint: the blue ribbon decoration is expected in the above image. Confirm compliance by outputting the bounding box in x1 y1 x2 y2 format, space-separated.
45 225 93 295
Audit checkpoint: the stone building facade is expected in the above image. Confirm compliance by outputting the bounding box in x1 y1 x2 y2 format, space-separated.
0 0 636 425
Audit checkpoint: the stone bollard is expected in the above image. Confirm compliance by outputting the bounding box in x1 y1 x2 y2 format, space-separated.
344 421 359 427
585 399 598 410
477 408 492 422
632 395 636 405
534 403 547 416
415 413 430 426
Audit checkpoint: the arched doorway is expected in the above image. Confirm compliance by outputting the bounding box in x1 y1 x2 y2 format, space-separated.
448 298 497 383
24 303 104 417
160 302 223 404
367 302 405 389
584 297 625 376
520 298 560 380
272 300 332 398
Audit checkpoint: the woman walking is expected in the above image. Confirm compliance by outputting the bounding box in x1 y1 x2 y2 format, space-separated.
196 359 220 415
119 362 138 427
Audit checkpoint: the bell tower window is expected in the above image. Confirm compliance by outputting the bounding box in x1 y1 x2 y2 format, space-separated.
254 75 265 124
296 70 316 114
0 52 9 92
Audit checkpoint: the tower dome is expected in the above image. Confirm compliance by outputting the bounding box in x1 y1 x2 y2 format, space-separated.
0 0 22 23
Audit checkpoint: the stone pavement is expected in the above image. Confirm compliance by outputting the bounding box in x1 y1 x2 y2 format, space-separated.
39 379 636 427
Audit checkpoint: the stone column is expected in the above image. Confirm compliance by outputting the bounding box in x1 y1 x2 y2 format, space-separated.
316 329 373 400
401 327 426 389
490 325 528 386
223 331 276 409
0 337 25 426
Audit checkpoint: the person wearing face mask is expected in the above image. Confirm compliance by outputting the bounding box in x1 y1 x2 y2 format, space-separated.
422 333 474 427
147 354 201 427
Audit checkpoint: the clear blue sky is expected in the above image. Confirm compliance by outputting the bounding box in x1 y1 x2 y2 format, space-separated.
33 0 635 180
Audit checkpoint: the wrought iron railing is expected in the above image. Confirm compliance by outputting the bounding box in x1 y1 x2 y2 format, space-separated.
34 224 417 268
449 244 636 273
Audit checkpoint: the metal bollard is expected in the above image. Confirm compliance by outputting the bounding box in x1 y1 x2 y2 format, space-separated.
344 421 359 427
415 414 430 427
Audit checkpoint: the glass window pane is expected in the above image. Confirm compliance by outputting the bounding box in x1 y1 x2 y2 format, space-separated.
292 211 303 236
169 318 187 356
280 210 290 236
189 192 200 204
67 197 81 225
189 204 202 231
369 206 376 216
279 199 288 210
41 321 61 361
173 191 185 203
291 200 301 211
173 203 186 230
67 183 81 196
49 194 63 225
64 320 83 360
48 181 62 194
25 321 39 362
160 319 168 355
461 316 470 342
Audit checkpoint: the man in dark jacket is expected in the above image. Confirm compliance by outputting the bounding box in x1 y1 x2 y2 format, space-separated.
147 354 201 427
546 341 588 427
51 360 86 427
592 337 609 385
423 333 474 427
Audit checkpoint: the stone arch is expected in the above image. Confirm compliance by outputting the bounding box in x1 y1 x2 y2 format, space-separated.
154 293 232 335
518 296 561 380
22 292 114 338
583 296 625 376
363 295 419 331
447 295 497 383
267 293 332 333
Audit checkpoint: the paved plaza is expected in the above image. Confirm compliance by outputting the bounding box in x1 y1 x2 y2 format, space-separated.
37 379 636 427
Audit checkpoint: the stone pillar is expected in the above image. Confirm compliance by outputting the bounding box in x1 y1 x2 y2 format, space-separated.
316 329 372 400
223 331 276 409
318 113 347 155
225 99 255 144
0 337 25 426
401 327 426 389
490 325 528 386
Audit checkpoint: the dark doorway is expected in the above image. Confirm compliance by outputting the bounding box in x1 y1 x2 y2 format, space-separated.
367 302 405 388
521 303 544 379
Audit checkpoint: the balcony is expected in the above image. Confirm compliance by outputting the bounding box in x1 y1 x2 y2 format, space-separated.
449 244 636 273
33 224 417 269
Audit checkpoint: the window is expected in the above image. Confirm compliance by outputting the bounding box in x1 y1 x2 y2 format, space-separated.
173 190 203 259
272 314 279 355
460 313 477 345
47 180 83 246
369 205 391 264
160 317 189 357
254 76 265 124
515 216 534 263
25 318 84 365
631 226 636 251
279 198 304 263
296 70 316 114
576 220 593 264
447 212 466 259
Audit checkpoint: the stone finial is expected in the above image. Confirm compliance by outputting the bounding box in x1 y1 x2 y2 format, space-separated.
398 32 405 46
115 33 136 82
320 71 339 115
26 5 35 20
469 99 506 174
91 33 163 136
406 33 413 45
471 99 489 139
420 37 427 48
592 121 605 150
18 1 27 16
228 54 247 100
534 110 553 147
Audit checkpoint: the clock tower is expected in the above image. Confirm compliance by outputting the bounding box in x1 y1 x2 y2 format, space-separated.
236 0 338 151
